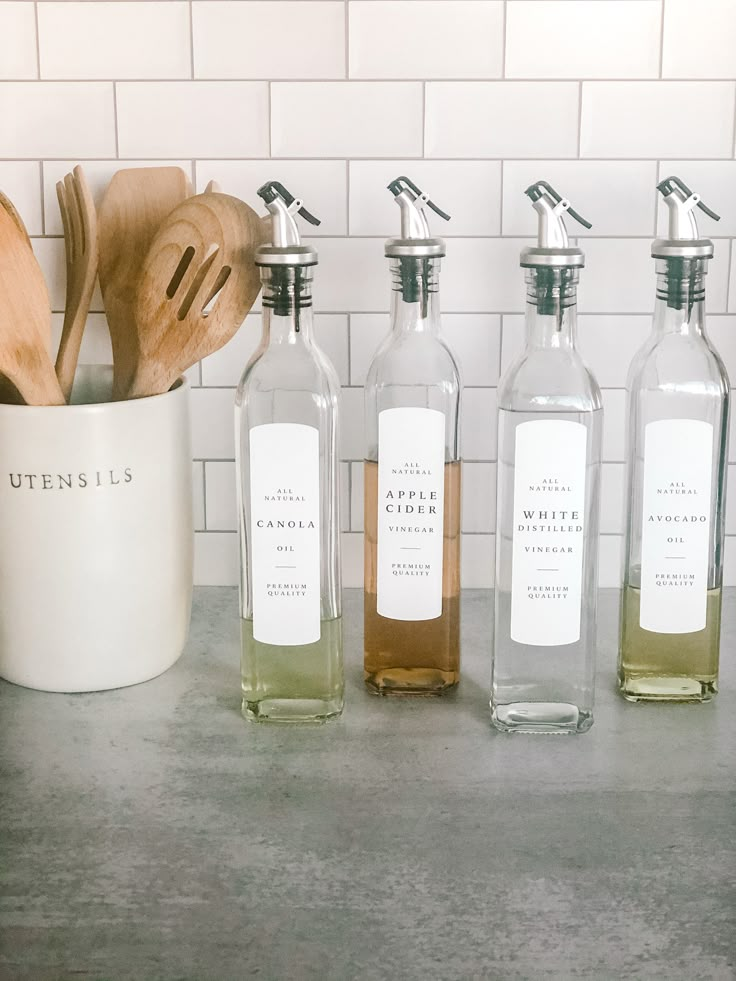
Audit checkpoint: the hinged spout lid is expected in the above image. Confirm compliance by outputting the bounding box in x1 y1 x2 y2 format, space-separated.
520 180 591 268
255 180 320 266
385 175 450 258
652 175 719 260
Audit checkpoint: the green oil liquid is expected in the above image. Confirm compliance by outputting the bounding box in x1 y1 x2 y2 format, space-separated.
241 617 344 723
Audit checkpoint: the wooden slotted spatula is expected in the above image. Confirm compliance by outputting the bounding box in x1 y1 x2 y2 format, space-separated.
0 206 65 405
55 165 98 402
127 192 264 399
98 167 192 400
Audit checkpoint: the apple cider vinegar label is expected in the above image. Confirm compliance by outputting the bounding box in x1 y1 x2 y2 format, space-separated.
510 419 587 646
377 407 445 621
250 423 321 646
640 419 713 634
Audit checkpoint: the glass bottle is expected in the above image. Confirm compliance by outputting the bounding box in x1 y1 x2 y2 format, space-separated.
492 181 602 734
364 176 461 695
619 177 729 702
236 181 343 722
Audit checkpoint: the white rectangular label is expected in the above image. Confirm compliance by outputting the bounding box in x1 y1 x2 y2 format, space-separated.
639 419 713 634
250 423 321 646
377 407 445 621
510 419 587 647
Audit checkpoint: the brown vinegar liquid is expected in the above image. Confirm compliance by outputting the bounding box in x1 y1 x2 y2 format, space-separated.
619 584 720 702
364 459 461 695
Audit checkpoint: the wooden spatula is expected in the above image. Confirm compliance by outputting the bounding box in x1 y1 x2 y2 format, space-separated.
127 192 264 399
0 206 65 405
98 166 192 400
0 188 31 247
55 165 98 402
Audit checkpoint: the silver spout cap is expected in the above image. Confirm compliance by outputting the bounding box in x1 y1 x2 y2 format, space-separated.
520 180 591 268
652 175 719 259
255 180 320 266
385 176 450 257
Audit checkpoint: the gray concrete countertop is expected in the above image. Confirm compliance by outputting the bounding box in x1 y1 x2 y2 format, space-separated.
1 589 735 981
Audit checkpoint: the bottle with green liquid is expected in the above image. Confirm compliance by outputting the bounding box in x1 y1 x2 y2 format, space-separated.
235 181 343 722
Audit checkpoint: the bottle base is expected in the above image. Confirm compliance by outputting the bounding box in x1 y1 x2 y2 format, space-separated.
242 696 343 723
364 667 459 696
618 674 717 703
491 701 593 734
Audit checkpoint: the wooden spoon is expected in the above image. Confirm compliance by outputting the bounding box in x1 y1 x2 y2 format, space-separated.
98 167 192 400
55 165 98 402
128 192 264 399
0 188 31 247
0 206 65 405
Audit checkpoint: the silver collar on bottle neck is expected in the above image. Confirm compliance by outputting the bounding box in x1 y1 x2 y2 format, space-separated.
520 181 591 268
652 176 719 260
255 180 320 267
384 176 450 258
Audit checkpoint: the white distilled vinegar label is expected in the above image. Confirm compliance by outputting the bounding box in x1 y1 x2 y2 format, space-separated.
510 419 587 646
250 423 320 646
377 407 445 621
640 419 713 634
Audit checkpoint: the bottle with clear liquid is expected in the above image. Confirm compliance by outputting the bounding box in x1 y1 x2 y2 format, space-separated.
364 176 461 695
492 182 602 734
619 177 729 702
236 181 343 722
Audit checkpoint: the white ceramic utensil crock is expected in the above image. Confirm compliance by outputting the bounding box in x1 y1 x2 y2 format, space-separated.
0 365 193 692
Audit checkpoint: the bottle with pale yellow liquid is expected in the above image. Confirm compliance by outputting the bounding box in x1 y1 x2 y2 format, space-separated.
236 181 343 722
619 177 729 702
363 177 461 695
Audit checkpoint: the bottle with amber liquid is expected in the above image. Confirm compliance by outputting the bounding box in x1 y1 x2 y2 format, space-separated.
364 176 461 695
619 177 729 702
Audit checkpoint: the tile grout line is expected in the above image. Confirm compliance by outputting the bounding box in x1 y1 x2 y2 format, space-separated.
112 81 120 158
658 0 666 78
188 0 195 79
501 0 507 79
33 1 41 80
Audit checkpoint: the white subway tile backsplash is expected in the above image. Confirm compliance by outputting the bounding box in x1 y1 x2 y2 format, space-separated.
461 534 494 588
598 534 622 588
0 82 115 157
193 1 345 80
0 2 38 79
5 0 736 586
656 162 736 239
193 462 205 532
190 388 236 460
116 82 269 158
195 160 347 235
205 461 237 531
461 387 497 460
425 82 580 158
506 1 661 80
0 161 42 235
272 82 423 157
462 462 495 533
502 161 658 238
602 389 626 461
349 1 503 80
601 463 625 535
349 161 501 236
38 2 191 80
43 160 194 235
581 82 736 159
349 313 500 387
662 0 736 81
340 386 365 460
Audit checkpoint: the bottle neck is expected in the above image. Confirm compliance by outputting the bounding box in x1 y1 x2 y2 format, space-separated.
524 266 579 349
389 255 441 334
260 264 314 343
653 257 707 336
